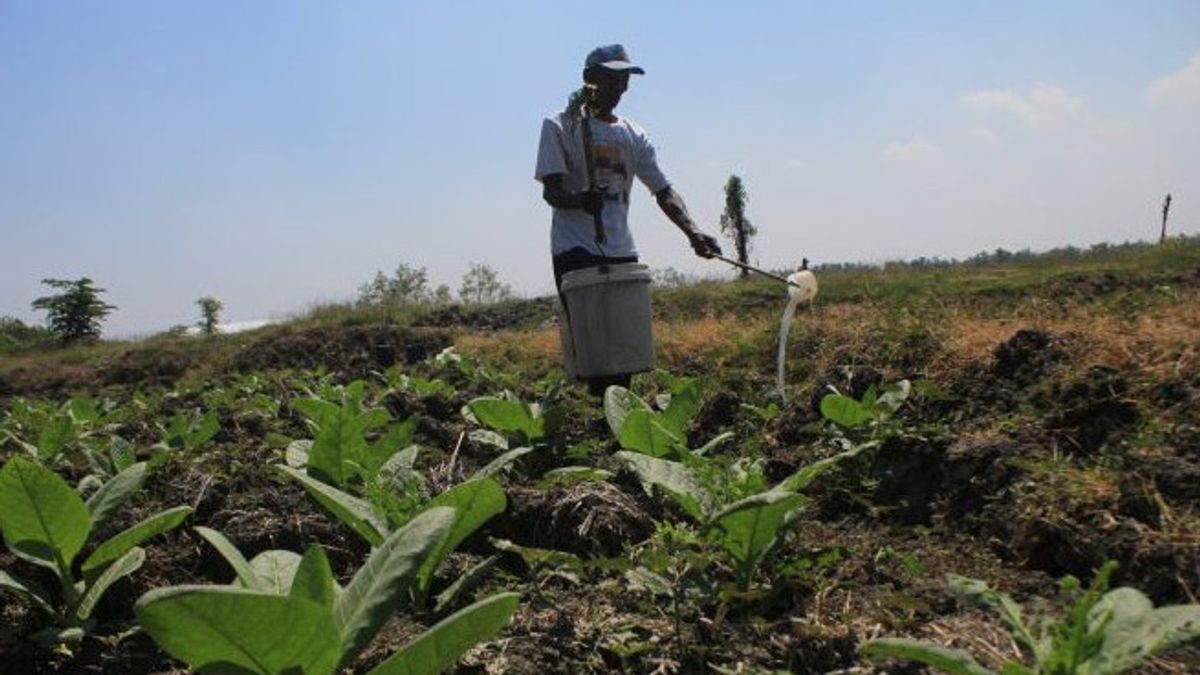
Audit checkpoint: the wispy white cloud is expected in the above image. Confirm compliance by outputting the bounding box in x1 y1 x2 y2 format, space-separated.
961 82 1090 129
882 138 942 160
1146 53 1200 104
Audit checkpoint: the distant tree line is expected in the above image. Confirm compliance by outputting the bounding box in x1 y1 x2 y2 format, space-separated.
809 235 1199 275
357 262 511 308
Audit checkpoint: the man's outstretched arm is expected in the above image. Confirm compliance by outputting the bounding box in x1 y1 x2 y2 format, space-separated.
655 186 722 258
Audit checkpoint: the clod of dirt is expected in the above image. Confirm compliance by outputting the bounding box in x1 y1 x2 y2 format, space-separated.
489 483 653 557
1041 365 1139 455
990 328 1067 386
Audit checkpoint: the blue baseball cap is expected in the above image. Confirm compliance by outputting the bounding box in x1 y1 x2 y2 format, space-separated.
584 44 645 74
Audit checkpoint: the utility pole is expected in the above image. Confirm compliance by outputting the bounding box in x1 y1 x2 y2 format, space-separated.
1160 193 1172 244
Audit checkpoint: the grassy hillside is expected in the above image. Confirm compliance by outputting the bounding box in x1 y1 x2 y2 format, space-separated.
1 238 1198 673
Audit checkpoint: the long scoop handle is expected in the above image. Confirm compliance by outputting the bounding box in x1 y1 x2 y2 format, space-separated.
714 255 806 289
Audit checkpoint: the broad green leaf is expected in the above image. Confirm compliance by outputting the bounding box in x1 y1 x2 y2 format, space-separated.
468 397 541 443
861 638 997 675
537 466 613 488
379 444 421 474
658 378 700 437
335 506 456 664
434 555 500 615
469 429 509 451
76 546 144 621
625 567 673 597
417 480 506 595
249 549 302 595
877 380 912 413
110 436 136 472
290 545 338 609
368 592 519 675
195 526 264 591
708 490 805 588
603 386 651 439
292 398 339 428
694 431 735 456
776 445 866 492
136 585 342 675
277 465 387 546
69 397 100 425
618 409 683 458
190 410 220 448
306 408 365 486
82 505 192 583
0 569 56 616
616 451 711 521
85 461 148 531
0 457 91 569
1084 588 1200 674
285 439 312 468
361 417 420 476
37 414 75 459
491 538 586 571
819 393 874 428
471 447 532 479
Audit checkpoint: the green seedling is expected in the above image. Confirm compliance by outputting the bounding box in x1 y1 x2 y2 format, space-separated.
137 508 520 675
379 365 456 397
277 464 506 601
77 435 139 490
290 380 418 488
1 396 110 464
862 561 1200 675
604 377 732 459
465 390 564 448
0 457 191 649
819 379 911 442
618 445 865 590
154 407 220 452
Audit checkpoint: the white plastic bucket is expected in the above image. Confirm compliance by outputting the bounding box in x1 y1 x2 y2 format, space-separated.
558 263 656 379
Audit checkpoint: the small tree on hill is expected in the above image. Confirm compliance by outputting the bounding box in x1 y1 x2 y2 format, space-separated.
459 262 511 305
719 175 757 278
31 277 116 343
358 263 431 306
196 296 223 335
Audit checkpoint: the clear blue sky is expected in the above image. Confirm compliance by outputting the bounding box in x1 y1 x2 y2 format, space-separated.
2 1 1198 336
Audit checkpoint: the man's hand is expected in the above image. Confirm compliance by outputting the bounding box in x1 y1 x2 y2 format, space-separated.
688 231 722 258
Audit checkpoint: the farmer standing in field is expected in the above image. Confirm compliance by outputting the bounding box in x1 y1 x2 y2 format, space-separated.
535 44 722 394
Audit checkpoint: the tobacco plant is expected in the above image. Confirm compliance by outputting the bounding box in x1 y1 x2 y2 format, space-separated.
153 407 220 453
617 446 865 591
863 561 1200 675
1 396 113 465
0 457 191 648
137 507 519 675
287 379 419 488
604 377 733 460
465 388 566 454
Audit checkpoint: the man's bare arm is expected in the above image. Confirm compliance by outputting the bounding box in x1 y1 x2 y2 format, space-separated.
655 186 722 258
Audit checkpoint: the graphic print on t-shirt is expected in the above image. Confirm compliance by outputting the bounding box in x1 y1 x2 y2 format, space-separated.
593 142 629 204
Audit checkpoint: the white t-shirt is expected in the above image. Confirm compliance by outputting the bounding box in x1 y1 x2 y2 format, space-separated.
535 111 671 258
